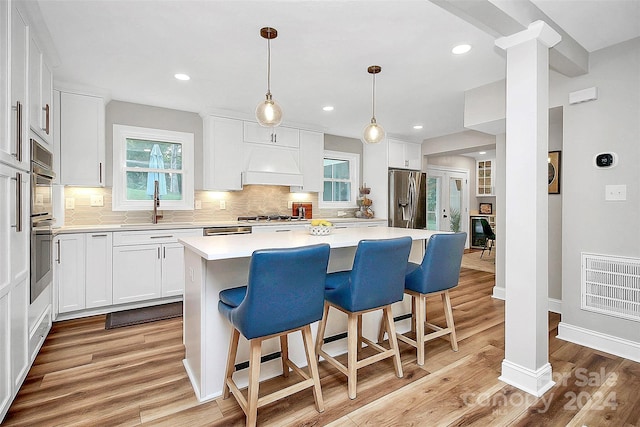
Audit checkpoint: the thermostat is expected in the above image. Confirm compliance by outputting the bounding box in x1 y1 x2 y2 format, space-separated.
595 152 617 168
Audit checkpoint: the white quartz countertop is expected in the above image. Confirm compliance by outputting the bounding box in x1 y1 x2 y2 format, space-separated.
179 226 438 261
53 217 386 234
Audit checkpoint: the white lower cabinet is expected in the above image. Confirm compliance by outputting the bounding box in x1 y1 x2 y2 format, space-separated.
85 233 113 308
55 233 86 313
112 229 201 304
0 292 11 421
55 232 113 314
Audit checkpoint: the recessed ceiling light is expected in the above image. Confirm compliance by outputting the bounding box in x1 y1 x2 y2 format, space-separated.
452 44 471 55
322 106 334 111
174 73 190 81
413 125 423 130
479 151 486 155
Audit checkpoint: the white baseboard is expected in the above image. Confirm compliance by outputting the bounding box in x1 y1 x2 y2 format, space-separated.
491 287 562 315
499 360 555 397
548 298 562 314
557 322 640 363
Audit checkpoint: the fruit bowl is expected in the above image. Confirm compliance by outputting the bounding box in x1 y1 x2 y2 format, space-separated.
308 225 334 236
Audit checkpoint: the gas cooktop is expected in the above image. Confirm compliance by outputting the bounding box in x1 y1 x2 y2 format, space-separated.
237 215 305 223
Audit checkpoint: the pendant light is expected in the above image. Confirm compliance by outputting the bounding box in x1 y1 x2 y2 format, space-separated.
362 65 385 144
255 27 283 127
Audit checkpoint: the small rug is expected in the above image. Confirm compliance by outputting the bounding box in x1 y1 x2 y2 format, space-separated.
105 302 182 329
461 250 495 273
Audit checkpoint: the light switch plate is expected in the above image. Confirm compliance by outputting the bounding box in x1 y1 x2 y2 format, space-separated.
195 200 202 209
605 184 626 201
65 198 75 209
219 200 226 210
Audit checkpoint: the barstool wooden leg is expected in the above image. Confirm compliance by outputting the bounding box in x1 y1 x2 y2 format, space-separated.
377 309 387 343
357 314 363 355
347 312 358 399
383 305 403 378
223 328 240 399
442 291 458 351
315 302 330 358
280 334 289 377
415 294 426 366
301 325 325 412
246 339 262 427
411 297 417 333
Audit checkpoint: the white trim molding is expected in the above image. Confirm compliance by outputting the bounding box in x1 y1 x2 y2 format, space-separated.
557 322 640 363
499 360 555 397
492 286 505 300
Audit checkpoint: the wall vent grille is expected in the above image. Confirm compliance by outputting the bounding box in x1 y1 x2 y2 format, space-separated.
581 253 640 322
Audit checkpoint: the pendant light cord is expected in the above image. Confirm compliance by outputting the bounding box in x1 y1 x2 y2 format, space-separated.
371 72 376 120
267 38 272 95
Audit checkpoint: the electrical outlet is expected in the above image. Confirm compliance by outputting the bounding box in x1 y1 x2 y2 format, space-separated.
195 200 202 209
605 184 626 201
65 198 75 209
90 194 104 207
219 200 226 210
288 201 293 208
35 194 44 205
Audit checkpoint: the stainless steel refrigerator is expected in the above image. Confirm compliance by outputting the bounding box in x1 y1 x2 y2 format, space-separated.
388 169 426 229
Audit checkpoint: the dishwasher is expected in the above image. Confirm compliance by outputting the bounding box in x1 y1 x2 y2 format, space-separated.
203 225 252 236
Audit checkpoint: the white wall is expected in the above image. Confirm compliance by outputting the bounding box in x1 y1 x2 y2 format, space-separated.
551 37 640 342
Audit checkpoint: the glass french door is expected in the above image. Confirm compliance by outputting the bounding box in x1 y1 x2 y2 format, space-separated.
426 168 468 235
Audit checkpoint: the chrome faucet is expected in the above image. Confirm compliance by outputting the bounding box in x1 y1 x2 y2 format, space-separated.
153 180 163 224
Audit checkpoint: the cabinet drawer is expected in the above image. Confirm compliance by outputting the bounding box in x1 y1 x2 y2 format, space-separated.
113 228 202 246
29 306 51 362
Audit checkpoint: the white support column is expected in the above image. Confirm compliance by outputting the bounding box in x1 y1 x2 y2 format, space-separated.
495 21 560 397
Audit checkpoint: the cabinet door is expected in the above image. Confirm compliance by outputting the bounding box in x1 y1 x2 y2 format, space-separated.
202 116 243 191
405 142 421 170
55 234 86 313
9 171 29 285
112 245 162 304
0 291 11 421
243 121 299 148
9 277 28 390
85 233 112 308
476 159 494 196
0 0 10 168
29 37 53 146
2 5 29 169
161 243 185 297
59 92 105 186
293 130 323 192
387 139 405 169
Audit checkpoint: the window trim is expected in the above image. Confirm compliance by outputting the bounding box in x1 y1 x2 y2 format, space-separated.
112 124 194 211
319 150 360 209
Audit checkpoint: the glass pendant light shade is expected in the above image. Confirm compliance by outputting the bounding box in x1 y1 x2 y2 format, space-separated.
362 118 385 144
256 92 283 127
256 27 282 127
362 65 384 144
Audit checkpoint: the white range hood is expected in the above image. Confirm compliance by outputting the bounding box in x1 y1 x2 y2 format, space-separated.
242 145 303 187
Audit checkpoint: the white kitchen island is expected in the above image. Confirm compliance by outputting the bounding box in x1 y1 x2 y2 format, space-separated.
179 226 440 402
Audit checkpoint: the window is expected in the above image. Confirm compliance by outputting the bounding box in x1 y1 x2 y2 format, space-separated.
112 125 194 211
319 150 359 208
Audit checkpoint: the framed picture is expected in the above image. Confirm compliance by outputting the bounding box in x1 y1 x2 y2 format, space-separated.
479 202 493 215
548 151 561 194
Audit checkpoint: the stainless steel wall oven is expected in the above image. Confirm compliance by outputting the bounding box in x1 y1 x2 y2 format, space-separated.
30 139 55 303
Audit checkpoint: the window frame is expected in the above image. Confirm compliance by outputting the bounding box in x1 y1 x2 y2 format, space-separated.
319 150 360 209
112 124 194 211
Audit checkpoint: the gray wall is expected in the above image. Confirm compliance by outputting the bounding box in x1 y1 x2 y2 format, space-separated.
551 37 639 341
548 107 563 301
105 101 203 188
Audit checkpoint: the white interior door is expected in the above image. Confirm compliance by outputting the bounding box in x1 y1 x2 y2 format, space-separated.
426 167 469 238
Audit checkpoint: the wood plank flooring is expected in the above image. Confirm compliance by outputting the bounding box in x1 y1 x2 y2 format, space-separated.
4 268 639 426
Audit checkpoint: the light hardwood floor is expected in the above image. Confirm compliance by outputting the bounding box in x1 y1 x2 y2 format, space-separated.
4 268 639 426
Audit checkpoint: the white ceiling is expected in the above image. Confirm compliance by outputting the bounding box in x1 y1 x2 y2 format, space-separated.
35 0 640 142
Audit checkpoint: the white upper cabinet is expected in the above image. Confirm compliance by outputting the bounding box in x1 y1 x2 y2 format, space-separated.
57 91 106 186
29 36 53 146
476 159 495 196
243 121 299 148
1 3 29 170
291 130 323 193
388 138 421 170
202 115 243 191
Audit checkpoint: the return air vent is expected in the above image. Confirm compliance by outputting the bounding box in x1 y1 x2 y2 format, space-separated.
581 253 640 322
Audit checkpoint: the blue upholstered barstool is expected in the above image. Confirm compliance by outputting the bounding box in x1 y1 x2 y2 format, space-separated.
218 244 330 427
315 237 412 399
394 232 467 366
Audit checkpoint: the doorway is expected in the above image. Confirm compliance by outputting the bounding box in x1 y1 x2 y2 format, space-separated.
426 167 469 238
